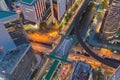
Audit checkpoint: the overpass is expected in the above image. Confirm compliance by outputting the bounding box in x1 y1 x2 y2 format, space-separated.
43 33 77 80
41 0 92 79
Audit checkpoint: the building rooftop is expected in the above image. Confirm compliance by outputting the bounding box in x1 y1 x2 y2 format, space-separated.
109 65 120 80
0 10 16 19
0 44 30 74
102 0 120 40
73 61 92 80
21 0 37 5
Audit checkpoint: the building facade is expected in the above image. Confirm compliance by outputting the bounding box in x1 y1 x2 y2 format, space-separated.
101 0 120 41
66 0 75 10
0 0 9 11
50 0 75 21
0 10 17 53
109 65 120 80
0 44 37 80
0 0 13 11
0 10 28 52
21 0 46 23
0 10 38 80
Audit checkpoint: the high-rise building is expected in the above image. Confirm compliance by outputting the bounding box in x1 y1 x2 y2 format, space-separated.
0 0 9 10
50 0 75 21
101 0 120 41
0 44 37 80
0 0 13 11
0 10 38 80
109 65 120 80
0 10 28 48
66 0 75 10
72 61 93 80
0 9 31 67
0 10 17 53
21 0 46 23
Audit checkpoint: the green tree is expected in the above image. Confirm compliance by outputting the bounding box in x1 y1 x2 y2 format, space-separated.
39 21 48 32
100 0 108 9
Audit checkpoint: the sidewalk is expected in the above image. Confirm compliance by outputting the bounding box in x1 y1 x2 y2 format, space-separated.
60 0 84 34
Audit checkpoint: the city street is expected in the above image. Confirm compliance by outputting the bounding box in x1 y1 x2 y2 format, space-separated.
1 0 120 80
74 1 120 68
34 58 53 80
